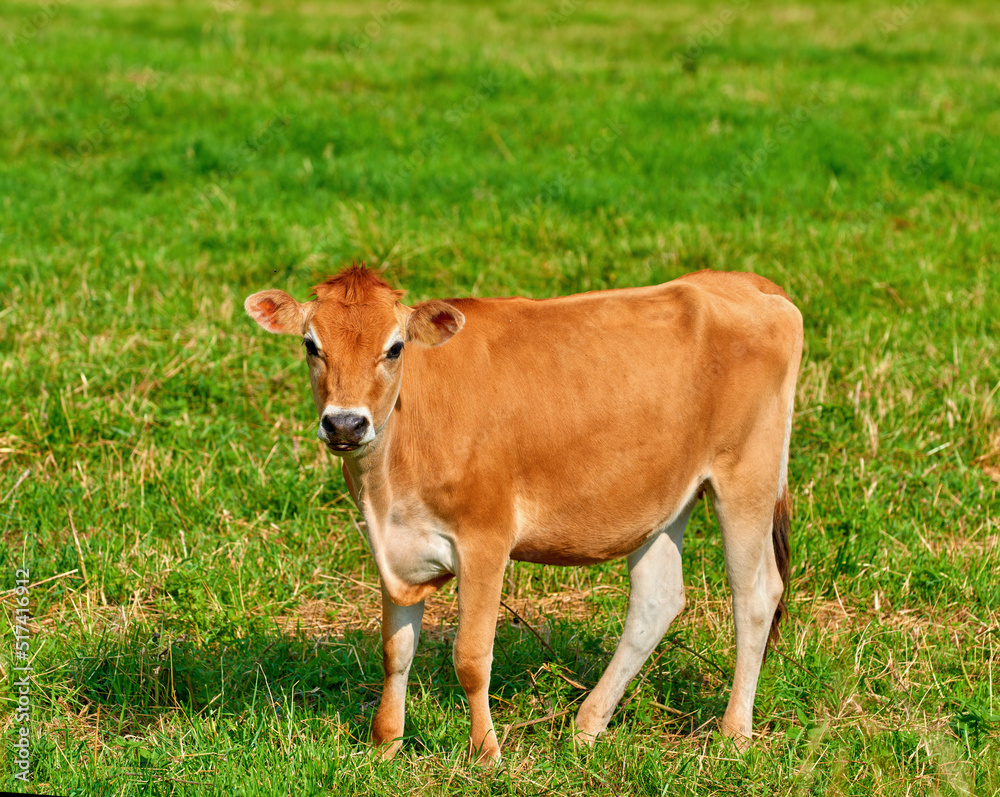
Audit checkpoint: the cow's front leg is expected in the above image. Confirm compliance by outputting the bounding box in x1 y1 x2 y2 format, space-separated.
371 583 425 759
454 550 506 764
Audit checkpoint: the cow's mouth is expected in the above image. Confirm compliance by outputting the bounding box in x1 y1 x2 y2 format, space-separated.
327 442 361 453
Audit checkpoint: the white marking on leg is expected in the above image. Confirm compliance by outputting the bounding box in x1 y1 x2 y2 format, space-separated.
717 511 784 743
574 502 693 740
373 585 425 757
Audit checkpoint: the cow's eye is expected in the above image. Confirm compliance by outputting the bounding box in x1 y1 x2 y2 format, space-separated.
386 341 404 360
304 338 318 357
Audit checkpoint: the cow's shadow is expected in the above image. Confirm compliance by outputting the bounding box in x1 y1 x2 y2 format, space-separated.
71 614 729 754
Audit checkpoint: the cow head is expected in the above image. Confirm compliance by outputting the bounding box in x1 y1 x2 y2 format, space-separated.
245 265 464 454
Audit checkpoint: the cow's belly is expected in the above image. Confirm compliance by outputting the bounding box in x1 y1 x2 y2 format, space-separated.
362 468 702 600
507 482 700 566
508 542 635 566
508 518 666 566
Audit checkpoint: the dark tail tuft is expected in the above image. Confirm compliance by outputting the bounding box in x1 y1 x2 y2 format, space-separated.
768 486 792 653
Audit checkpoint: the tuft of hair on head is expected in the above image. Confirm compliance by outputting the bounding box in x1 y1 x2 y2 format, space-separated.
311 262 406 305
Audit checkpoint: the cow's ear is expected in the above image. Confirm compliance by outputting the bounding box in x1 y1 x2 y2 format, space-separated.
406 301 465 347
244 290 307 334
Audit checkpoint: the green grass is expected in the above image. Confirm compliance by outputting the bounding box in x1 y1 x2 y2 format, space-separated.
2 0 1000 793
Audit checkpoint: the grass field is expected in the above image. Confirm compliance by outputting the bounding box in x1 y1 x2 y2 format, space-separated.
2 0 1000 793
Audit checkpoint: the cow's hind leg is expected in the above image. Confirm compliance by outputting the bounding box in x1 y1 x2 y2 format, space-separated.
712 475 788 746
574 505 692 743
371 584 425 759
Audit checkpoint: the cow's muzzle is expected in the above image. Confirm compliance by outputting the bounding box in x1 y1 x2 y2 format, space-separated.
319 411 371 451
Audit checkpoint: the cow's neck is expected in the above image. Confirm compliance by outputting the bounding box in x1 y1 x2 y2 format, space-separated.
341 407 403 528
340 410 452 606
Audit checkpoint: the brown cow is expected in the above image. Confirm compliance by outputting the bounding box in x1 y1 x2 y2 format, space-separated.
245 265 803 762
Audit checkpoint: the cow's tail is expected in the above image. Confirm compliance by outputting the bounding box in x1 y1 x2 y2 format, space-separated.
768 484 792 652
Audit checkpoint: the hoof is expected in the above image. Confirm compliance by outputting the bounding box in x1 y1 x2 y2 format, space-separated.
467 730 502 765
468 743 502 765
371 718 404 761
572 728 600 748
718 721 752 752
375 739 403 761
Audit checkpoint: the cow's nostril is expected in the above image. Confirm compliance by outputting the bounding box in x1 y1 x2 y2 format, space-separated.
322 412 370 445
